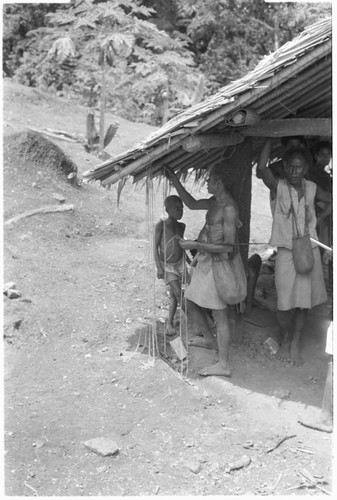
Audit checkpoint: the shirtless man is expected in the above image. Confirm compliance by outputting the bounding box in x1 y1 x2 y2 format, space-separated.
165 165 245 377
154 195 189 335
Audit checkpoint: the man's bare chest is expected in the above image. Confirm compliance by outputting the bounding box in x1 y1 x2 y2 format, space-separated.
206 204 225 225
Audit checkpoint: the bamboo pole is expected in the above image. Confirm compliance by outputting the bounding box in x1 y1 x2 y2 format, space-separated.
164 150 219 176
285 85 331 114
258 90 331 130
167 149 224 179
131 146 206 183
100 136 185 185
255 59 331 116
134 147 223 183
302 101 331 119
257 73 331 120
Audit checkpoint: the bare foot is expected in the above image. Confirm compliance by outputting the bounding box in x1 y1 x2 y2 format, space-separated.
290 343 304 366
198 361 231 377
276 343 291 362
165 323 176 337
298 416 332 433
188 337 217 350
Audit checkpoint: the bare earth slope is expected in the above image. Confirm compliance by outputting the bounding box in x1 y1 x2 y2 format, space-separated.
3 80 333 496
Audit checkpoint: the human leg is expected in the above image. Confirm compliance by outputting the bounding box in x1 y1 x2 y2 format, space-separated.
276 309 293 362
166 285 178 336
199 308 231 377
186 299 217 349
244 254 262 317
290 308 307 366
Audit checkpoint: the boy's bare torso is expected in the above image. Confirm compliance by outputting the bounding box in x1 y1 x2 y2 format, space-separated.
159 219 185 263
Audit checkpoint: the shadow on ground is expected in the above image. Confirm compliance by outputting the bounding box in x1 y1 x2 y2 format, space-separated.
127 303 331 409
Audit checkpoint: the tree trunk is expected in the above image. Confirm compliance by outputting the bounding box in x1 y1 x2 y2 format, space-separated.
99 59 106 155
86 111 99 150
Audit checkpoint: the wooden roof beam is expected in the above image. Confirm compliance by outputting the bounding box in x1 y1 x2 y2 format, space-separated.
181 130 244 152
240 118 331 137
173 118 331 156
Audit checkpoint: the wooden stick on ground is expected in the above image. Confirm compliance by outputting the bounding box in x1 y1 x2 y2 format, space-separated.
5 204 75 225
265 434 296 453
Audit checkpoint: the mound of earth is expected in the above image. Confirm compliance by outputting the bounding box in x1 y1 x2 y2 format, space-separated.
4 130 77 176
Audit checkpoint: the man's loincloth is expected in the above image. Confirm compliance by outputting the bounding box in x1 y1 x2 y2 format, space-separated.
185 253 228 310
275 246 327 310
161 257 189 286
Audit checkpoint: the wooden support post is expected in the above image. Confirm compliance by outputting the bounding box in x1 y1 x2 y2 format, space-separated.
218 139 253 270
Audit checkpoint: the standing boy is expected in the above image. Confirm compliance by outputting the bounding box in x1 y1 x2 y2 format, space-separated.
154 195 189 336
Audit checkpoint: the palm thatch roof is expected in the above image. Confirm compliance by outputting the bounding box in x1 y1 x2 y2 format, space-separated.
83 17 332 187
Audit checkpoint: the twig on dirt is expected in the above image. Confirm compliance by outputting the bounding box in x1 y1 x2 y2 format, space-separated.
269 472 282 492
287 469 330 495
5 204 75 226
17 331 36 349
24 481 39 496
265 434 296 453
295 447 314 454
288 481 329 495
299 468 328 490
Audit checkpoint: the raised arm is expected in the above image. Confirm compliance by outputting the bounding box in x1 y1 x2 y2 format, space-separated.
165 168 212 210
257 138 278 196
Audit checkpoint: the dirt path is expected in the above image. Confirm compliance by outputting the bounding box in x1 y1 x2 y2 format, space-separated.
3 80 333 496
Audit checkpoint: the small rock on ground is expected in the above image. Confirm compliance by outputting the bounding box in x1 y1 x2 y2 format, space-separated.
83 437 119 457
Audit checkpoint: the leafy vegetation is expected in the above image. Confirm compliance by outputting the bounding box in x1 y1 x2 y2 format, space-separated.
3 0 332 125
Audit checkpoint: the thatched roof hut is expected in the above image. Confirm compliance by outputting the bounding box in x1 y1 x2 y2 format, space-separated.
83 17 332 264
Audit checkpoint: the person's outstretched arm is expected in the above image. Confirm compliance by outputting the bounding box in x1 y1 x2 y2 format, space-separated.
180 205 237 255
165 168 212 210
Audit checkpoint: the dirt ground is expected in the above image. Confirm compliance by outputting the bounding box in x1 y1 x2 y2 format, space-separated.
2 80 334 497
